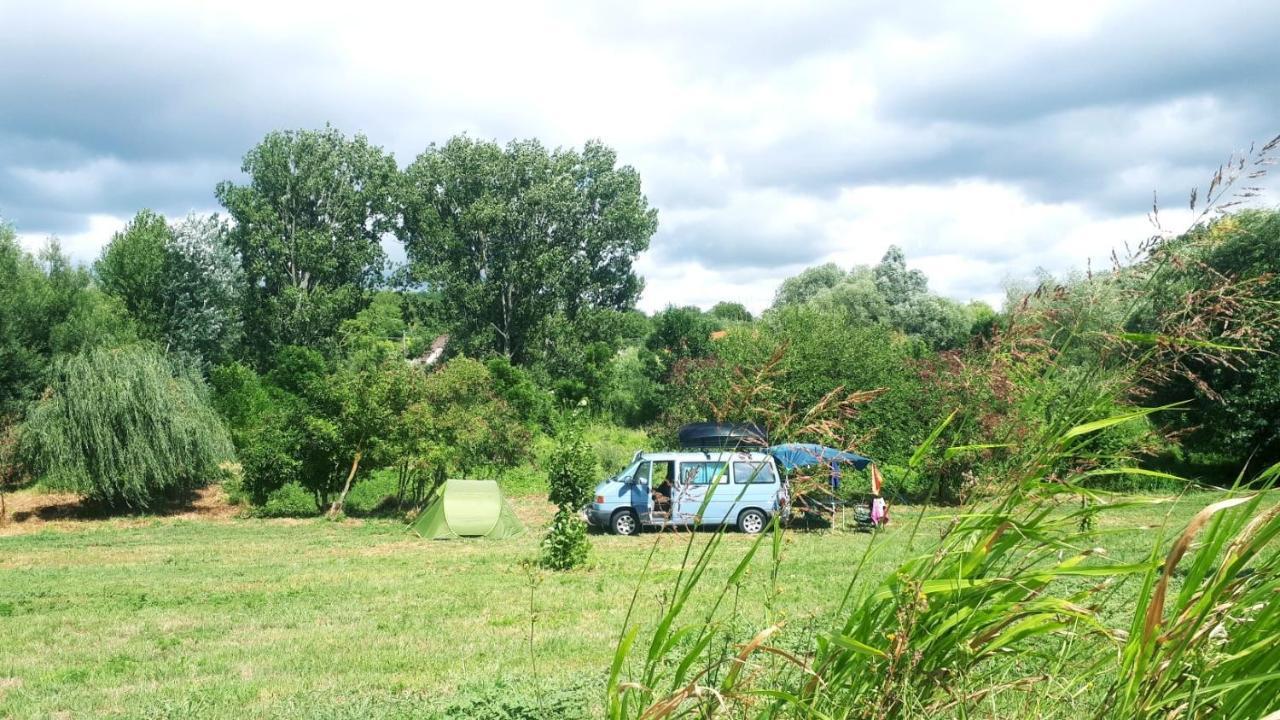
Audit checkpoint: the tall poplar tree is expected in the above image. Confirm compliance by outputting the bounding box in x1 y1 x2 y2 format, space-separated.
216 126 399 364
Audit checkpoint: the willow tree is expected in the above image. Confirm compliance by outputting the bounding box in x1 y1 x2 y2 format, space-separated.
20 346 234 509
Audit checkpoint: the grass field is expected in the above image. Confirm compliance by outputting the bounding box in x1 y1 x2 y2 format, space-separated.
0 488 1243 719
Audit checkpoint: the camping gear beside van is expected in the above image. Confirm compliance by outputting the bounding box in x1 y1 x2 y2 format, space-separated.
409 479 525 539
767 442 888 531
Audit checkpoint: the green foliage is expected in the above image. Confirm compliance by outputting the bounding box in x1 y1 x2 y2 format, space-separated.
583 422 650 477
0 419 21 499
1191 352 1280 465
602 346 663 427
890 294 975 350
772 262 848 307
250 481 318 517
1145 210 1280 474
644 305 717 383
0 235 135 418
163 213 244 365
546 419 598 510
540 418 597 570
808 267 890 325
217 126 399 362
0 229 55 418
412 358 532 477
665 304 937 467
539 508 591 572
551 341 614 407
835 463 922 499
94 209 169 335
507 423 646 495
343 467 401 515
400 136 658 366
216 338 531 514
95 211 243 366
495 433 559 496
208 361 273 437
770 247 982 350
708 301 752 323
538 308 652 404
872 244 928 303
235 409 305 504
18 345 234 509
967 300 998 338
217 300 426 512
487 356 554 429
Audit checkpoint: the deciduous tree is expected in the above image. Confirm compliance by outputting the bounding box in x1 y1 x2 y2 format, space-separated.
217 126 399 364
400 136 658 365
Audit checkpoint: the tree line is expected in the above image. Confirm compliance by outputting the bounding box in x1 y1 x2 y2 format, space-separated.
2 126 1278 518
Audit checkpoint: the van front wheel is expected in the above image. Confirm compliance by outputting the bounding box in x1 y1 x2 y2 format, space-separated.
738 509 767 535
611 509 640 536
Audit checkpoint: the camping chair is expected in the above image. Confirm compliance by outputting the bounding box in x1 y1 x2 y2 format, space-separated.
845 493 889 532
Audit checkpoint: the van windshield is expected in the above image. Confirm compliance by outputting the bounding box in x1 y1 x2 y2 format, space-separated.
612 461 641 482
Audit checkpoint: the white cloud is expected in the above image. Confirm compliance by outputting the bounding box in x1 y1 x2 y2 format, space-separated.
637 180 1194 314
17 213 128 262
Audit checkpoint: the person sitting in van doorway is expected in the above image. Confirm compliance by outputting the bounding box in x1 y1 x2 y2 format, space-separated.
652 460 674 513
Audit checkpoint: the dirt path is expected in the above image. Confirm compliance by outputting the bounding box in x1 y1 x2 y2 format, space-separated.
0 484 239 536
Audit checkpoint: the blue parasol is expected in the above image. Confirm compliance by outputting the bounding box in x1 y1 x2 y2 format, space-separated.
767 443 872 471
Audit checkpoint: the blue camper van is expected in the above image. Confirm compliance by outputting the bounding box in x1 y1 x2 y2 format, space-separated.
584 449 788 535
583 423 789 535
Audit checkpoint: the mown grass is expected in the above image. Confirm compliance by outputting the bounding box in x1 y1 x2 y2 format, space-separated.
0 491 1239 718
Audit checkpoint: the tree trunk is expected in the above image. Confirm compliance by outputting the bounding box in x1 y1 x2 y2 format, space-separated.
327 449 363 518
395 461 407 511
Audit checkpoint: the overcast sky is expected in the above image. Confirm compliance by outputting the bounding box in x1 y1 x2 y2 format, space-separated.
2 0 1278 313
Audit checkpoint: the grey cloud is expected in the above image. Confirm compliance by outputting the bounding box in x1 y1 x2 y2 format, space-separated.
650 217 833 270
1 158 231 236
880 4 1280 128
735 92 1279 216
580 1 979 75
0 2 350 164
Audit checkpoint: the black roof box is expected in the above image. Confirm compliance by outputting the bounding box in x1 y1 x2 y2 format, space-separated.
677 422 768 450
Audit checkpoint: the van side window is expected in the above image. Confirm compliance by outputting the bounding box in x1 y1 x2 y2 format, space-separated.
681 461 728 485
733 462 778 484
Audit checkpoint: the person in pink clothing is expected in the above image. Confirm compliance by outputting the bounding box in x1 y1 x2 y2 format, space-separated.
869 464 889 527
871 496 888 526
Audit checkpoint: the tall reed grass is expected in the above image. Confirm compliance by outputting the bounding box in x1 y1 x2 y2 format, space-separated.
602 139 1280 719
604 415 1278 719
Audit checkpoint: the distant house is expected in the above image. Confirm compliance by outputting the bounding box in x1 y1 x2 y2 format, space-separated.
411 334 449 368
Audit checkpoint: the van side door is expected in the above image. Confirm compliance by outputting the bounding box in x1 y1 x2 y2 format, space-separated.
647 460 675 523
629 460 652 518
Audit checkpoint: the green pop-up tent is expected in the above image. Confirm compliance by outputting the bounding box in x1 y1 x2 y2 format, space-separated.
408 479 525 539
